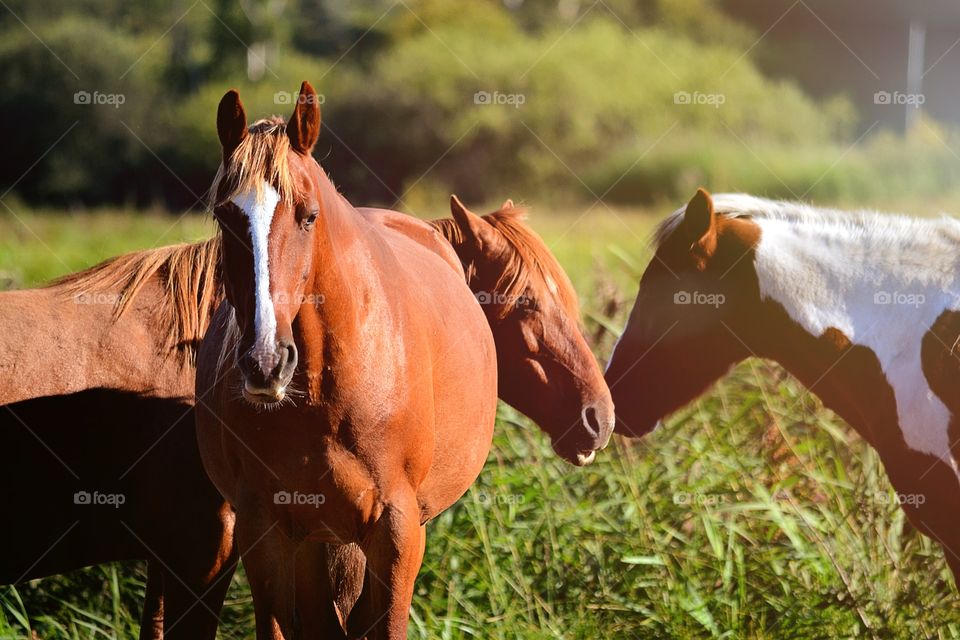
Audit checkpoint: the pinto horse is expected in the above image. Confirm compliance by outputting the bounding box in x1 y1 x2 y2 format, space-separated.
196 81 502 638
606 188 960 583
0 239 234 639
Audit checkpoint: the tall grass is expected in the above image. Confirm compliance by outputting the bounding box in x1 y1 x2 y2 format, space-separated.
2 207 959 638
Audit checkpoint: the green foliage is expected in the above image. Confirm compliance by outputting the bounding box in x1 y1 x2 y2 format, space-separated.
0 16 169 204
0 0 925 210
323 14 854 204
589 118 960 205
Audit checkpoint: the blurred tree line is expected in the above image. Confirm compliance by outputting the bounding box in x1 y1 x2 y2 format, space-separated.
1 0 957 211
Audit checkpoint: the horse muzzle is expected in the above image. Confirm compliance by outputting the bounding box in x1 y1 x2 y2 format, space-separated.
238 338 298 405
552 402 616 466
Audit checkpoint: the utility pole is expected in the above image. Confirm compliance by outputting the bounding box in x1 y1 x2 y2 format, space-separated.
906 19 925 132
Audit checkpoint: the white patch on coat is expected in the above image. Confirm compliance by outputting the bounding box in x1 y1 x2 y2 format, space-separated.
232 182 281 374
698 193 960 464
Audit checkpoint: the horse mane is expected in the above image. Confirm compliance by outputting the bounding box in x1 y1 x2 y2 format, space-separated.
49 237 223 361
432 205 580 320
652 193 960 248
209 116 298 208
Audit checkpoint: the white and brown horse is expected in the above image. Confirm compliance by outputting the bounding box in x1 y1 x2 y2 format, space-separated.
606 188 960 582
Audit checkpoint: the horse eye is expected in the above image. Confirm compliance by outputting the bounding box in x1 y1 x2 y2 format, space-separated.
519 297 539 314
303 210 319 229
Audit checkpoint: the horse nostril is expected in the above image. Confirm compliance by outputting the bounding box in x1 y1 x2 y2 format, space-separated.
277 341 298 378
238 351 257 378
583 405 601 439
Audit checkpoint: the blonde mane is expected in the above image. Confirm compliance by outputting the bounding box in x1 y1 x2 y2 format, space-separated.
432 205 580 320
209 117 298 208
50 237 222 361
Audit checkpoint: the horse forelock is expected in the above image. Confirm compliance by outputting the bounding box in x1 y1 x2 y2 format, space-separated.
210 117 299 210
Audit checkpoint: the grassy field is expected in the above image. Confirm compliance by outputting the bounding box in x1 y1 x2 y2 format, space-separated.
2 203 960 639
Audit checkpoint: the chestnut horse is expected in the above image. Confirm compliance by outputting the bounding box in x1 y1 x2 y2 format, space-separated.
606 188 960 584
196 82 500 638
0 239 234 640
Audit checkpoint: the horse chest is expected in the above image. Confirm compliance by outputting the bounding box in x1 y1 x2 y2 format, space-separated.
231 424 386 542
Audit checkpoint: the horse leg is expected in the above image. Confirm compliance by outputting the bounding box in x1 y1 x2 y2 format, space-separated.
148 502 237 640
294 540 351 638
159 545 238 640
237 512 297 639
357 498 425 640
883 456 960 587
327 543 366 629
138 560 165 640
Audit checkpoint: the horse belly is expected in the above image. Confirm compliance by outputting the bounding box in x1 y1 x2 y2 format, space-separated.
0 391 221 581
416 298 498 520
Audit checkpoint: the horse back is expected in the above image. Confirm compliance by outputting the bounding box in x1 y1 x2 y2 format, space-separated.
357 207 464 278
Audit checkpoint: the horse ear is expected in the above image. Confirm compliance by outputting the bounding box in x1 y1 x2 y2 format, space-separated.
500 198 514 210
683 188 717 261
217 89 247 161
287 81 321 155
450 194 495 249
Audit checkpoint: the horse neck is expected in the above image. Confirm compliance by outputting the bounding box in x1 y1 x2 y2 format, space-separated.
304 178 387 321
293 180 416 404
0 281 194 405
747 214 960 456
429 225 483 294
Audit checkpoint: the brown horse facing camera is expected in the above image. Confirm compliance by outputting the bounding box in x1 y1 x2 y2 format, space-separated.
196 81 502 639
606 187 960 585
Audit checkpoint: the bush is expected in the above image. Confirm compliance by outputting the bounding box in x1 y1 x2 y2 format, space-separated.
321 14 855 206
0 17 168 206
587 118 960 206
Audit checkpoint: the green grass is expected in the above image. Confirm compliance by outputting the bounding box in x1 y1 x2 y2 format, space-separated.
2 205 959 638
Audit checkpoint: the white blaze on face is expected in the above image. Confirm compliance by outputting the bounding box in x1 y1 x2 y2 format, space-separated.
232 182 281 374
